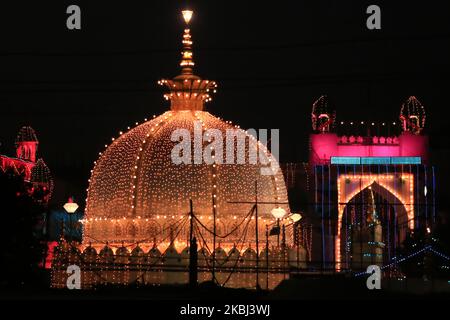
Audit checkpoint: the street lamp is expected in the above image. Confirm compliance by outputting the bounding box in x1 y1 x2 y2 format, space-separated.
289 213 302 223
63 197 78 240
64 197 79 213
271 207 287 220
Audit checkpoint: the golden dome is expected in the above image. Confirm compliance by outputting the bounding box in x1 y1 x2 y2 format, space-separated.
84 110 288 244
83 9 289 248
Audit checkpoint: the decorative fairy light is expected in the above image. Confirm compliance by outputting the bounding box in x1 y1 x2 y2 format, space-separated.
400 96 426 135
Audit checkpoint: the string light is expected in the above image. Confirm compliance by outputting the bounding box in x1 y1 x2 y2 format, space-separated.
400 96 426 135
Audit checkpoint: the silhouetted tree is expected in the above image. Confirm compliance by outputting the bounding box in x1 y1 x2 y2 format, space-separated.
0 169 48 287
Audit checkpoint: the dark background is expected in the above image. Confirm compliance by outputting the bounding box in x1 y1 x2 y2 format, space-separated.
0 1 449 209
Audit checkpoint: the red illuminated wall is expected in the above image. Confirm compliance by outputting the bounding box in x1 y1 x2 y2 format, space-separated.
0 155 35 180
309 132 429 165
16 141 38 163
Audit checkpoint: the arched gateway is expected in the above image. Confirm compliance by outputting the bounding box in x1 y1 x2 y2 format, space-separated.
307 95 436 272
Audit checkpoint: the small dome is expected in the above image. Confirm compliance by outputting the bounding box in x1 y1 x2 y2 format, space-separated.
83 245 97 256
164 245 180 257
30 159 54 199
181 246 190 256
163 245 181 266
243 247 257 257
214 247 227 265
116 246 130 256
99 245 114 258
31 159 52 184
82 245 97 263
148 246 161 257
131 245 145 256
147 246 162 264
115 246 130 264
130 245 146 264
242 247 257 266
228 246 240 258
15 126 38 144
198 247 209 257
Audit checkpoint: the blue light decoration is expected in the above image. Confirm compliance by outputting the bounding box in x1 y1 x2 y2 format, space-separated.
321 165 326 269
432 166 436 224
48 210 84 241
354 246 450 277
331 157 422 165
391 157 421 165
331 157 360 165
361 157 391 165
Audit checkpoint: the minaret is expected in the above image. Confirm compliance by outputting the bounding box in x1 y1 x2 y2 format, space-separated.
158 10 218 111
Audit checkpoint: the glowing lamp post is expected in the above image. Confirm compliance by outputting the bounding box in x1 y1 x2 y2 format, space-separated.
290 213 302 223
64 197 78 241
271 207 287 220
64 197 79 214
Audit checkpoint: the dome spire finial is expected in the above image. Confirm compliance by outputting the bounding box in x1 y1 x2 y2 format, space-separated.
180 10 194 75
158 9 218 111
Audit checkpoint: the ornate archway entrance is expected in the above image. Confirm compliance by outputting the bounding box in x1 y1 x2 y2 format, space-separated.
336 173 414 270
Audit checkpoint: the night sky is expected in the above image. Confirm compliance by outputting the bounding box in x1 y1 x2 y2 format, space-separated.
0 1 449 208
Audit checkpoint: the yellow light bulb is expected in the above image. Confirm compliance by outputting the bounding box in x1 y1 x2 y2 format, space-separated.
182 10 193 24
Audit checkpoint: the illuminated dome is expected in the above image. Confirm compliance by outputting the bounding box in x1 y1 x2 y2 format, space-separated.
83 10 289 250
